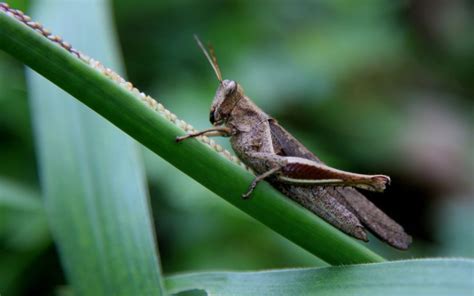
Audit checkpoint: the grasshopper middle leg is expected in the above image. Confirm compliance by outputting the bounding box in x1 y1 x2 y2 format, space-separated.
242 166 282 199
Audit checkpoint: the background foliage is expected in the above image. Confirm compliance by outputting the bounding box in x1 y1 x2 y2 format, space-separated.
0 0 472 294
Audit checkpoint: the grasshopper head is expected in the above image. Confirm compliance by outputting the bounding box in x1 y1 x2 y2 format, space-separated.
210 79 243 125
193 36 243 126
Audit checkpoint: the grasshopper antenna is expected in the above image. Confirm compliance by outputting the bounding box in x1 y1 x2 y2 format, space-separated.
194 34 223 82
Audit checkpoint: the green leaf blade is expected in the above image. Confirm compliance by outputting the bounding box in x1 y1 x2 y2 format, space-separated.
165 259 474 296
25 1 164 295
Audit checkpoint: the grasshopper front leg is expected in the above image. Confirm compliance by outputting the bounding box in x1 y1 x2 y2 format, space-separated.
176 127 232 142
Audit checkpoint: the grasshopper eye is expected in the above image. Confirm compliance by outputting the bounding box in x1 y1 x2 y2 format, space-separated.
224 80 237 95
209 110 216 124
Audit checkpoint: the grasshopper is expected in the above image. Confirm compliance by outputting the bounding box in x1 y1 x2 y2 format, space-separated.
177 36 412 250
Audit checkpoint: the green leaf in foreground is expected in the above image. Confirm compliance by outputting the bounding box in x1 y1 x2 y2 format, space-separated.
0 7 383 265
165 258 474 296
26 1 164 295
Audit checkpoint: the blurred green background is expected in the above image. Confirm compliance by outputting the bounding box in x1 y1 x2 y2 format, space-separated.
1 0 473 294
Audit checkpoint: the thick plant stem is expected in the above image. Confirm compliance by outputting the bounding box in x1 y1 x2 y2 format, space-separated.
0 6 385 265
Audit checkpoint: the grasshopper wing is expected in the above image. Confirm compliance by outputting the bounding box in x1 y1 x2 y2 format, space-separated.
268 119 412 249
335 187 412 249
